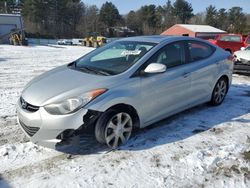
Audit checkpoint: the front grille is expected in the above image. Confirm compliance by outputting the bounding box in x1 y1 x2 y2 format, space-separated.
19 120 40 137
20 97 39 112
240 58 250 65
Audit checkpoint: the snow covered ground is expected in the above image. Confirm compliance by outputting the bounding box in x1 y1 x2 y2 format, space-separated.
0 45 250 188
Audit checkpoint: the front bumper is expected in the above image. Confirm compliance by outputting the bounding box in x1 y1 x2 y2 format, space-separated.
16 98 90 149
234 60 250 74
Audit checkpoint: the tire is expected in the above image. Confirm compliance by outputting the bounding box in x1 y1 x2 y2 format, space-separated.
225 49 232 54
95 109 133 148
210 77 228 106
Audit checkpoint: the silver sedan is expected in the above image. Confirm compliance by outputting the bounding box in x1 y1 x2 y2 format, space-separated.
17 36 233 149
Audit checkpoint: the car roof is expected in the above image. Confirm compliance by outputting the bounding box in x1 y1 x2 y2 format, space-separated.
118 35 179 43
118 35 201 44
218 34 242 36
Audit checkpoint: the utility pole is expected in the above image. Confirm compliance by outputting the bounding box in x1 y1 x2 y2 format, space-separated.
4 1 7 13
54 0 58 38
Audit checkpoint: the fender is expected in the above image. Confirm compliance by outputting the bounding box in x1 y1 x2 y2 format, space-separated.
85 88 142 116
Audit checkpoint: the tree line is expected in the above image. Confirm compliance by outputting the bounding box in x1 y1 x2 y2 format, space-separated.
0 0 250 38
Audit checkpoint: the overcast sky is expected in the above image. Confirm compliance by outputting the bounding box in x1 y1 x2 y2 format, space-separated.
83 0 250 14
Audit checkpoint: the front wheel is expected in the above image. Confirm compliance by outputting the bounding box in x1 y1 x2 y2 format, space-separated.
210 77 228 106
95 110 133 149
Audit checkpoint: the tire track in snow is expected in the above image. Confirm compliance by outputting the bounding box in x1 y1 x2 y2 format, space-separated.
2 135 108 182
2 153 68 181
0 116 27 146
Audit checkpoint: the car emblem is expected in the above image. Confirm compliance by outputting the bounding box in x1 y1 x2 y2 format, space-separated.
21 100 28 109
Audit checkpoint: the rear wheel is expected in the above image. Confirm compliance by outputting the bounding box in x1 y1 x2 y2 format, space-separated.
225 49 232 54
210 77 228 106
95 109 133 148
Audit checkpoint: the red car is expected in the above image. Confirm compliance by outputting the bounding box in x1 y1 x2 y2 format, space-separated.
208 34 250 53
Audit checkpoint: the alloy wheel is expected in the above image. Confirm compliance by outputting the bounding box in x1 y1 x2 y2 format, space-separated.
214 79 227 104
104 112 133 148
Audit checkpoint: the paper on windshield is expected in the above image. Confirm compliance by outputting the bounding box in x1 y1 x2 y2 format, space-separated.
121 49 142 56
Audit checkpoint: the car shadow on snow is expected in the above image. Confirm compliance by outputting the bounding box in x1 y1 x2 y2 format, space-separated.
0 174 12 188
0 57 20 62
57 83 250 155
56 133 107 155
0 58 11 62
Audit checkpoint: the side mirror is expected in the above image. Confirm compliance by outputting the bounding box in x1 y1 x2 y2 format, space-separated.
144 63 166 74
241 47 246 51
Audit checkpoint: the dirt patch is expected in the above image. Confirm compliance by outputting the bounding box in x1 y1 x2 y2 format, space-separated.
240 167 250 180
214 163 250 180
230 165 241 174
151 154 162 168
210 127 223 134
216 165 241 178
105 152 131 167
243 151 250 162
171 155 180 161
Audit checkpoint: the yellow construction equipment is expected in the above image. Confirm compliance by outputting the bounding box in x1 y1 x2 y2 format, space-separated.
82 36 107 47
9 29 28 46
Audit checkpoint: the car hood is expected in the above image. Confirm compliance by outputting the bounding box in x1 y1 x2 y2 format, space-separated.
234 50 250 60
22 65 116 106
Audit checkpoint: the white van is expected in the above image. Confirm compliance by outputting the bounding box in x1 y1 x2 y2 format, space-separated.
72 38 83 45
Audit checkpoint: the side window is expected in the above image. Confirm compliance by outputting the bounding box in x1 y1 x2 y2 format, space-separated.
188 41 215 62
147 42 186 69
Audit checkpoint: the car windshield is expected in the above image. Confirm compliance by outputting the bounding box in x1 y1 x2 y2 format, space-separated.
74 41 156 75
219 35 241 42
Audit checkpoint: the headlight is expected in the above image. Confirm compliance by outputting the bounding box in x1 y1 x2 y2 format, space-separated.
44 88 107 115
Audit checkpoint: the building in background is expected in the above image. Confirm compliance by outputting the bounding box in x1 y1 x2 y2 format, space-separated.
0 14 24 44
161 24 226 40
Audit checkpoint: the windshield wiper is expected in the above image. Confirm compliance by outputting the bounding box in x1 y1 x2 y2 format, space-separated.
78 66 111 76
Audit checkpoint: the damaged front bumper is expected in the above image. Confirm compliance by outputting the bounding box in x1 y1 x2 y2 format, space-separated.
16 98 101 149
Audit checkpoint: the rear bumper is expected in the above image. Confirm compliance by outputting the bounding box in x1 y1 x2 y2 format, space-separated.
16 97 90 149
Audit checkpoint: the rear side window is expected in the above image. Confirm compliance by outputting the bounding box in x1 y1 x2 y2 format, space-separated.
188 41 215 62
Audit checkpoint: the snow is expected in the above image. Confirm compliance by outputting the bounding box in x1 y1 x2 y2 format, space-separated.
178 24 226 33
0 44 250 188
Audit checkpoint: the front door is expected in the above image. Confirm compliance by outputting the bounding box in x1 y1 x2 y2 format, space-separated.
138 41 193 126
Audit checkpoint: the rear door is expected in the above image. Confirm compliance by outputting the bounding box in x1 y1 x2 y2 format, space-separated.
139 41 193 126
185 40 218 105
